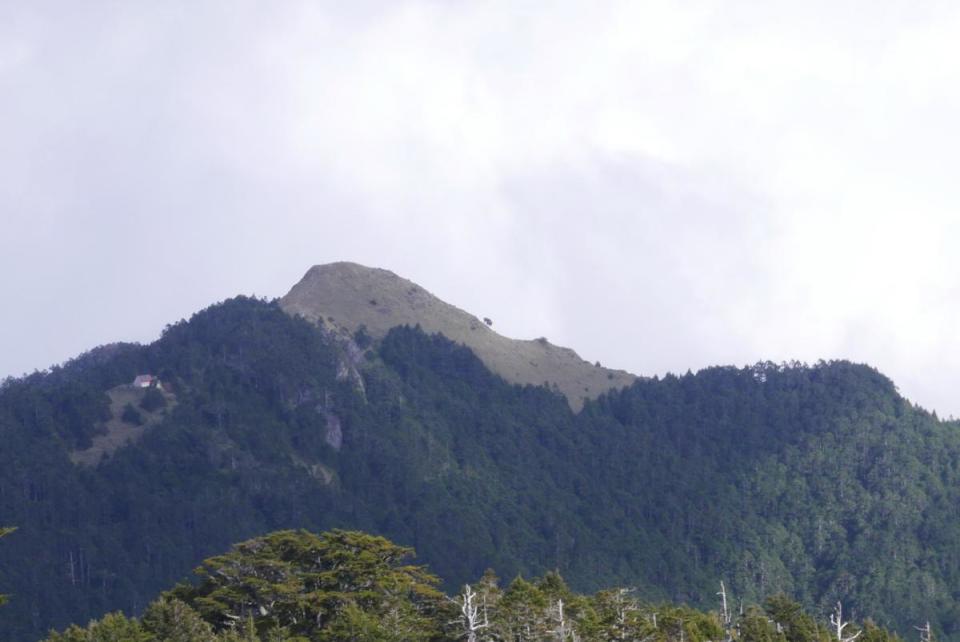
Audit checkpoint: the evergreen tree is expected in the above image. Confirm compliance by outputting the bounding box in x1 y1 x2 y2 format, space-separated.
2 295 960 640
591 588 651 641
140 597 216 642
0 527 14 607
860 620 903 642
172 529 443 640
497 577 549 641
765 595 827 642
37 526 909 642
42 612 150 642
740 605 785 642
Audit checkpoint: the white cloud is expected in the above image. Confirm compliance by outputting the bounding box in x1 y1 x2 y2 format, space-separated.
2 1 960 416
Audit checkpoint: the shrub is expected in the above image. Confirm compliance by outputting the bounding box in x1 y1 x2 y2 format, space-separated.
354 324 372 349
139 387 167 412
121 403 143 426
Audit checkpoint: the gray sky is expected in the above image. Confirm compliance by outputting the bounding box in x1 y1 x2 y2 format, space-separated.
3 1 960 417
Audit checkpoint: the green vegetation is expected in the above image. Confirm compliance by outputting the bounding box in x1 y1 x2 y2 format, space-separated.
139 387 167 413
0 296 958 641
170 529 443 640
0 526 14 607
42 527 902 642
121 403 143 425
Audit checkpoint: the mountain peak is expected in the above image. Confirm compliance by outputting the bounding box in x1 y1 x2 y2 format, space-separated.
280 262 635 411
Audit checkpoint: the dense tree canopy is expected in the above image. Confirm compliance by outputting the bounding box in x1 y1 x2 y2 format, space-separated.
0 297 958 640
171 529 443 639
41 528 904 642
0 526 15 607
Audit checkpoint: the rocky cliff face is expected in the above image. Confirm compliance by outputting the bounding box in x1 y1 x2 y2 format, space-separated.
279 262 635 411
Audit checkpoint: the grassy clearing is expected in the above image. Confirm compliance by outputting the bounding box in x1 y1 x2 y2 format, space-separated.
69 385 177 466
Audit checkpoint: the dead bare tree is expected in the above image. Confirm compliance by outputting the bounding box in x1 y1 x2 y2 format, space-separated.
830 602 862 642
612 588 639 641
452 584 490 642
718 581 733 642
915 621 933 642
548 598 578 641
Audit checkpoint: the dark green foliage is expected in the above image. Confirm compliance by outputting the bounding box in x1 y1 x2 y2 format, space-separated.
740 605 783 642
497 576 548 639
140 597 216 642
42 611 151 642
318 601 393 641
171 529 443 639
353 325 372 350
43 527 905 642
0 526 14 607
862 620 905 642
2 296 959 640
121 403 143 425
139 387 167 413
649 604 725 642
589 588 652 640
765 594 827 642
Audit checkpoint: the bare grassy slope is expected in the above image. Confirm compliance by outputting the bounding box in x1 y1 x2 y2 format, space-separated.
280 262 635 411
70 385 176 466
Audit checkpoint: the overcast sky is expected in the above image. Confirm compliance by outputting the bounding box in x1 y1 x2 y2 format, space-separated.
3 1 960 417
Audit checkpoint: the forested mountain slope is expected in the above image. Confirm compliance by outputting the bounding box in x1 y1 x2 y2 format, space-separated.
39 527 904 642
1 295 958 641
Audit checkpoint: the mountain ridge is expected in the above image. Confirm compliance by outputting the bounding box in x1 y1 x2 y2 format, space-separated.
280 262 635 411
0 278 958 641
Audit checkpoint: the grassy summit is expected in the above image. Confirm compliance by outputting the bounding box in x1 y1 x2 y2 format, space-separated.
280 262 635 411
